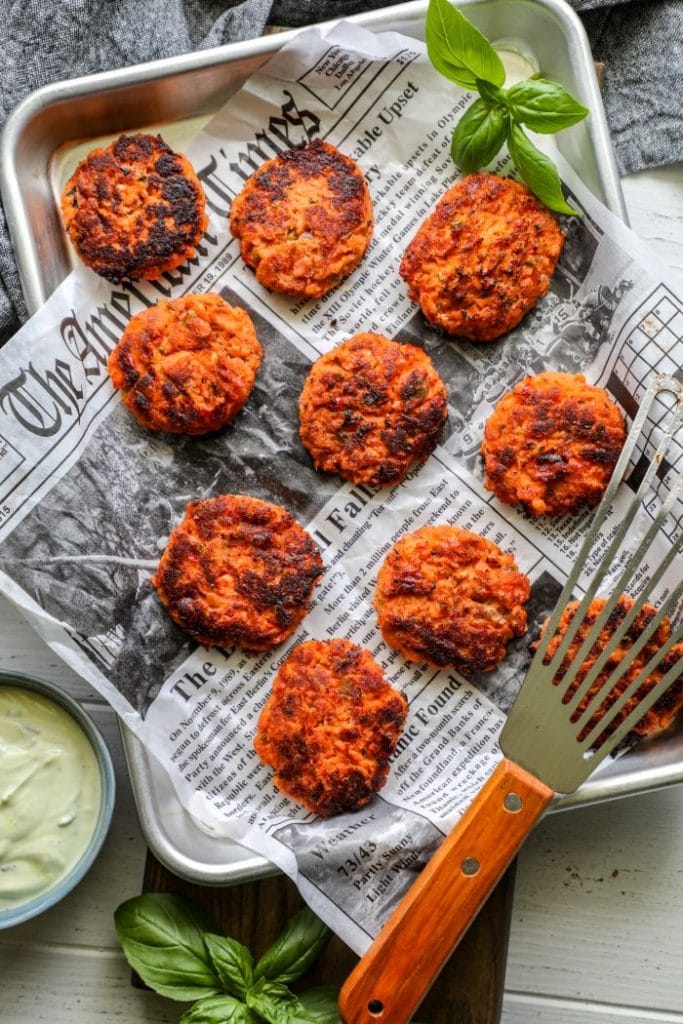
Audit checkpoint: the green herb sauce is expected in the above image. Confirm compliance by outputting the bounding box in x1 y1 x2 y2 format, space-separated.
0 686 102 910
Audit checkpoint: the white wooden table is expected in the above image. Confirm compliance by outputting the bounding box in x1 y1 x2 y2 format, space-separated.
1 165 682 1024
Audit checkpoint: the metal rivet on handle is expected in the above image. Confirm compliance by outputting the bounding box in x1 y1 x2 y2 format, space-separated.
461 857 480 876
504 792 523 813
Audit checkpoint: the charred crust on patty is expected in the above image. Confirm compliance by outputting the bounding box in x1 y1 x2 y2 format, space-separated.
254 638 408 817
299 333 448 487
61 133 207 282
108 293 262 435
374 524 530 673
152 495 324 650
482 371 626 517
229 138 373 299
537 596 683 745
399 172 564 342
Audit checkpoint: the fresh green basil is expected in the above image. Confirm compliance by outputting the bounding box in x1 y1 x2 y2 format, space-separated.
246 979 300 1024
245 980 338 1024
425 0 505 90
204 934 254 1000
114 894 222 1001
116 935 222 1002
507 123 579 215
505 78 589 133
253 907 331 985
451 99 507 173
295 988 342 1024
114 896 339 1024
179 994 259 1024
426 0 588 212
476 78 506 107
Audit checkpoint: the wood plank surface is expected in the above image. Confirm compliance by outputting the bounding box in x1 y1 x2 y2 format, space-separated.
506 785 683 1013
503 995 683 1024
0 597 99 702
0 948 173 1023
622 168 683 276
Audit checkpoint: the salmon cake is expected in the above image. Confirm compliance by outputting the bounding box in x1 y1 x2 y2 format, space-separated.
400 172 564 341
61 133 207 282
375 525 530 673
482 371 626 517
254 638 408 817
229 138 373 299
108 293 262 435
299 333 448 487
538 595 683 744
152 495 324 650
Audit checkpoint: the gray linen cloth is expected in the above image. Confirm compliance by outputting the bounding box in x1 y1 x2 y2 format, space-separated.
0 0 681 344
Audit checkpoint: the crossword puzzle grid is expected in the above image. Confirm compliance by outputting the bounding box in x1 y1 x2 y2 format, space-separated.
614 286 683 544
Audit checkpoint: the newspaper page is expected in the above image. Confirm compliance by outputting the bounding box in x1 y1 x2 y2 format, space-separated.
0 21 681 953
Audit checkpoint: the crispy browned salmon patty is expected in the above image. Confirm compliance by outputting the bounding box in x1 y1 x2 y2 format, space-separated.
482 371 626 517
538 595 683 744
229 138 373 299
152 495 324 650
108 293 262 435
61 133 207 282
299 332 448 487
254 638 408 817
400 172 564 341
375 524 530 673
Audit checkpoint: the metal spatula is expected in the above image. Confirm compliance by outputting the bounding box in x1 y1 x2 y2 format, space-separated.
339 374 683 1024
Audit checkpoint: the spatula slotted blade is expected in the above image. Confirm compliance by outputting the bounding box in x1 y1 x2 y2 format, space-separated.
503 373 683 794
340 375 683 1024
502 618 683 793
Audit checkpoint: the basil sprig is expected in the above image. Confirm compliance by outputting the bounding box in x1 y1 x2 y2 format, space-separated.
425 0 505 88
505 78 590 134
204 934 255 1000
254 907 331 985
180 995 258 1024
450 99 507 173
426 0 588 215
115 894 339 1024
507 123 578 216
114 893 223 1001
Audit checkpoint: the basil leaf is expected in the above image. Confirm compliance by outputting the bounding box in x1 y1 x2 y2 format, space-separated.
254 908 331 985
246 979 300 1024
205 934 254 999
245 980 339 1024
295 987 342 1024
115 893 220 947
114 894 221 1001
505 78 588 133
476 78 505 107
179 995 258 1024
451 99 507 172
507 123 580 216
426 0 505 90
118 935 222 1001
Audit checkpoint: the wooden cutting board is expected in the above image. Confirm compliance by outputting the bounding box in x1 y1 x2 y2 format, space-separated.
139 850 516 1023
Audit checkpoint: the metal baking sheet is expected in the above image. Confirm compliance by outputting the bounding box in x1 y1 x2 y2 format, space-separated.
3 0 680 886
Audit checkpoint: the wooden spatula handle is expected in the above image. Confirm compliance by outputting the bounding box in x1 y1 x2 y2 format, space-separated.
338 758 554 1024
